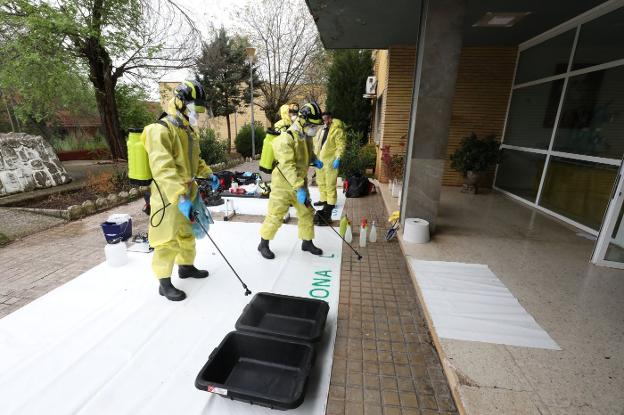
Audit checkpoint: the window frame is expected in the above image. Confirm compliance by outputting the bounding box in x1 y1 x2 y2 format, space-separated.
494 1 624 235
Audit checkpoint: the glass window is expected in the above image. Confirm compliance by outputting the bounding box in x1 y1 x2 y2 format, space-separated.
503 80 564 150
515 30 575 84
553 66 624 159
495 149 546 202
572 7 624 71
539 157 617 230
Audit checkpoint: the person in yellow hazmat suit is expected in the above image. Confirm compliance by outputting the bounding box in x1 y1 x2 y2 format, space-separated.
258 102 325 259
143 80 219 301
313 111 346 224
274 103 299 132
275 103 317 173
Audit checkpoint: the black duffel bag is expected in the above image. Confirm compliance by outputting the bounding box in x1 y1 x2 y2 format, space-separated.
345 173 372 198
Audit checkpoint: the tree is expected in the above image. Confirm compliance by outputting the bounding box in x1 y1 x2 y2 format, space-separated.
1 0 199 159
196 28 261 153
300 49 331 104
235 0 324 124
326 50 373 136
0 29 97 140
115 84 159 133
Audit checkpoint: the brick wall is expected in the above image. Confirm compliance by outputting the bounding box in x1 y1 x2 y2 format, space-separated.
444 47 517 187
372 46 416 182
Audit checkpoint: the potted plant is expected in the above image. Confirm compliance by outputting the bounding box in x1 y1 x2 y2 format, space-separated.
381 145 405 197
449 133 500 194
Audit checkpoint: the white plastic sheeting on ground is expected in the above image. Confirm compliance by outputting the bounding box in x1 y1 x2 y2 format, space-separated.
408 259 560 350
0 222 342 415
208 186 346 221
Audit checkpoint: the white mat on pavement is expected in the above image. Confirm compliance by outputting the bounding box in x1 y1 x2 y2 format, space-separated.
0 222 342 415
408 259 560 350
208 186 345 221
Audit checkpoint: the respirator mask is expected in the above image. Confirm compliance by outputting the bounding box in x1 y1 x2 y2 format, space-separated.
187 102 206 129
303 124 320 137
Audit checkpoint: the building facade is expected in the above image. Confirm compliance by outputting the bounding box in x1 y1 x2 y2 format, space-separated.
307 0 624 267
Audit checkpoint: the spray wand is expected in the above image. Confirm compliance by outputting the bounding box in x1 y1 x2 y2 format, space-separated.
192 209 252 296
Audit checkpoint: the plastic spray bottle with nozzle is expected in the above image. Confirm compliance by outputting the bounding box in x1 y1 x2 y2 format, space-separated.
369 221 377 243
359 219 367 248
345 220 353 243
339 215 348 237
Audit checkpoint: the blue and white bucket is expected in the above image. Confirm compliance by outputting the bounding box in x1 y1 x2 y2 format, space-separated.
101 214 133 243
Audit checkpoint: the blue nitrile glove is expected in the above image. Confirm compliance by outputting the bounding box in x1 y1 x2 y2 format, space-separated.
312 159 323 169
332 158 340 169
296 187 307 205
210 174 219 191
178 195 192 220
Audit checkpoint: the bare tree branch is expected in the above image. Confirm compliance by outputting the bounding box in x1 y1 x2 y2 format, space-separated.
234 0 324 123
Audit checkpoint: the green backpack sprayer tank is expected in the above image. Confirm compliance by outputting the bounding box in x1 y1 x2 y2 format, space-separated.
258 128 280 174
127 127 152 186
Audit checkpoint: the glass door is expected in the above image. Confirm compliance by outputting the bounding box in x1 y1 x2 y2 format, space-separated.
592 159 624 268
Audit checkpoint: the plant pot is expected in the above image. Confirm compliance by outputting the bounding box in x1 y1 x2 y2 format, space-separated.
462 170 480 194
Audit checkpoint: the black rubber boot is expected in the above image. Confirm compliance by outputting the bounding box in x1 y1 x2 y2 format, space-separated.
158 278 186 301
178 265 209 279
302 240 323 256
315 204 334 226
313 200 327 207
258 238 275 259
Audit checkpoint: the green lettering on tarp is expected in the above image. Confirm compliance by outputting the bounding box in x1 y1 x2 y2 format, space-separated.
309 288 329 298
312 277 330 287
309 270 333 299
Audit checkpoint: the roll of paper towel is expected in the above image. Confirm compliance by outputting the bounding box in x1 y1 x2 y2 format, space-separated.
403 218 430 243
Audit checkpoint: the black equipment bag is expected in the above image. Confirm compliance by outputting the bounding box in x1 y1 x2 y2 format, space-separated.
345 173 372 198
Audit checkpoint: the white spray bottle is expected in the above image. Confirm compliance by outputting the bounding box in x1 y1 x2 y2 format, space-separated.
369 220 377 243
359 219 367 248
345 220 353 243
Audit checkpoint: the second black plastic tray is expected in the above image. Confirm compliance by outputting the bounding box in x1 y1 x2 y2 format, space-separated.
235 292 330 343
195 331 314 410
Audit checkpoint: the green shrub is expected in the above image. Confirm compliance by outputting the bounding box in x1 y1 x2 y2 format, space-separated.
198 128 228 165
50 133 108 153
339 129 366 178
116 84 157 132
359 144 377 171
449 133 500 175
235 122 265 157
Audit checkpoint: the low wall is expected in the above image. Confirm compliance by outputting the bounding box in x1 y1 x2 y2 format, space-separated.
0 133 72 197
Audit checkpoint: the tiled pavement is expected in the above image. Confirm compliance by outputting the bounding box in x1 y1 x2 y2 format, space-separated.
327 191 458 415
0 199 147 318
0 179 458 415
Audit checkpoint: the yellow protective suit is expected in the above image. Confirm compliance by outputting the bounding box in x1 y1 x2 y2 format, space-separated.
314 119 346 205
259 124 315 241
143 100 212 278
274 104 292 132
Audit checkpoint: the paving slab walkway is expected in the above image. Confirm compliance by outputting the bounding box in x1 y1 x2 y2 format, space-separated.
327 190 458 415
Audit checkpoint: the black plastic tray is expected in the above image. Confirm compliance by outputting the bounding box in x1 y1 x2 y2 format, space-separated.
235 292 330 343
195 331 314 410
